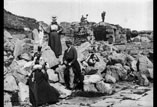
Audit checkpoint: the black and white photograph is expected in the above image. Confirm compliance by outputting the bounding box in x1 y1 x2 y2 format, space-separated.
4 0 153 107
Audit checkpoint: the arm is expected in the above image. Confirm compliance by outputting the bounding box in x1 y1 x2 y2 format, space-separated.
42 69 49 81
42 62 49 81
63 50 68 64
57 25 63 34
70 47 77 65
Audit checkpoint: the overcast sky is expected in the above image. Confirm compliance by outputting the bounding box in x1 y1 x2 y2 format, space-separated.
4 0 153 31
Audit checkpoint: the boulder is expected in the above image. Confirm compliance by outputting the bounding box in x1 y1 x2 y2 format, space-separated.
47 69 59 82
19 53 32 61
18 82 29 105
50 83 72 98
131 60 137 71
140 74 150 86
94 53 106 73
84 83 98 92
12 71 28 84
4 66 7 75
55 65 66 83
95 81 112 94
32 29 39 42
132 37 141 42
4 56 8 62
105 63 127 82
22 43 34 54
4 75 18 92
137 55 153 73
13 39 25 59
108 52 126 66
128 49 139 56
147 51 153 63
141 37 150 42
4 30 13 39
4 51 7 56
77 42 91 61
4 41 14 52
84 66 98 75
12 34 26 40
4 93 12 107
13 39 34 60
104 74 116 83
16 60 28 68
10 61 29 84
147 32 153 41
41 46 59 68
148 68 153 79
84 74 103 84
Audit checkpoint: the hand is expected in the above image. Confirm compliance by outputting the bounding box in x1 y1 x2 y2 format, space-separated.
68 62 72 66
45 63 49 69
57 31 60 33
64 60 67 64
41 69 45 73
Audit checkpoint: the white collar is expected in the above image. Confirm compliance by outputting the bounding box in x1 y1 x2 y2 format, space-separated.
67 46 71 52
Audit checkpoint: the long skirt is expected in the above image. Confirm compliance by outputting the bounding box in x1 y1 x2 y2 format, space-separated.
64 60 84 90
48 31 62 58
27 70 60 107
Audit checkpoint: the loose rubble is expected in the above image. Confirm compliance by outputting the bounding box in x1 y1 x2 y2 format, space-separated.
4 25 153 107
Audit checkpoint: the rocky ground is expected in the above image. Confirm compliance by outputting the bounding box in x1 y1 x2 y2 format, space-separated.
42 40 154 107
4 9 153 107
5 38 153 107
53 82 153 107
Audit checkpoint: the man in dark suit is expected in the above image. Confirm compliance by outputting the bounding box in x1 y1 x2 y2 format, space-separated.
63 40 84 90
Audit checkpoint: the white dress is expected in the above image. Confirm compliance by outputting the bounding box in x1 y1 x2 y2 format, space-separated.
38 30 44 45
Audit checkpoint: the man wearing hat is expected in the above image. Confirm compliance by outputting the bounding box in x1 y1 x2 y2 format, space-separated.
63 40 84 90
47 16 63 58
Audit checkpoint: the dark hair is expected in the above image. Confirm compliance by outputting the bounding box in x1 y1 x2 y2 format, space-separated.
38 46 42 52
34 53 41 64
65 40 72 45
90 54 95 58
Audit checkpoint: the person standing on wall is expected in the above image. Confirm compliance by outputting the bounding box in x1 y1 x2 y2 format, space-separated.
47 16 63 58
101 11 106 22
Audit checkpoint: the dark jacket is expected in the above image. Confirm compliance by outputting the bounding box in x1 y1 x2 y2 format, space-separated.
63 46 77 64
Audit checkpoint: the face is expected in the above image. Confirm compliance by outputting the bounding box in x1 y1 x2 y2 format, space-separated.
66 43 71 48
39 57 45 65
52 18 57 22
39 25 42 30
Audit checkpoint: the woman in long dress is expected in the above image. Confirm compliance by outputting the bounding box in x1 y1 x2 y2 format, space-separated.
47 16 63 58
27 46 60 107
63 40 84 90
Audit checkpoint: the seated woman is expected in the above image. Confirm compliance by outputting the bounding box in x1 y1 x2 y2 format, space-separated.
86 52 99 67
63 40 84 90
81 51 99 75
27 46 60 107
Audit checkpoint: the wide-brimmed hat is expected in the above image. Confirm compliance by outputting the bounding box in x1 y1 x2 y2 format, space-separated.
71 23 75 26
52 16 57 19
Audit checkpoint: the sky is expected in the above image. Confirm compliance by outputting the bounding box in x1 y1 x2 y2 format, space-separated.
4 0 153 31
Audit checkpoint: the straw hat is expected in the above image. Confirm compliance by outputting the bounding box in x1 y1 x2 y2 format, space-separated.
52 16 57 20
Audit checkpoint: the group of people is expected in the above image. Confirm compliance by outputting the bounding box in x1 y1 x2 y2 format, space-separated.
26 12 107 106
26 16 84 107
